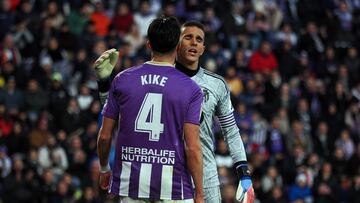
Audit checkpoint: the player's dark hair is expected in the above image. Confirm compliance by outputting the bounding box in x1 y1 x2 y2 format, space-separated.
182 21 205 33
147 16 181 54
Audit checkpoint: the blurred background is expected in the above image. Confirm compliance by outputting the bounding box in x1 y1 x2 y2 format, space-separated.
0 0 359 202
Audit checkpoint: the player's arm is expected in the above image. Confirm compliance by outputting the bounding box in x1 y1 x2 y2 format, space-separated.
215 82 255 203
97 116 115 190
184 123 204 202
184 86 204 203
94 48 119 106
215 82 247 164
96 76 121 190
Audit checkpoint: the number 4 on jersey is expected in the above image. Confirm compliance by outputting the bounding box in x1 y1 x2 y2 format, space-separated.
135 93 164 141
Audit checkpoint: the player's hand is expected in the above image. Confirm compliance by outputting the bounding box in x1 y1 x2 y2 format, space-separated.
94 48 119 80
194 193 204 203
236 176 255 203
235 162 255 203
99 170 111 190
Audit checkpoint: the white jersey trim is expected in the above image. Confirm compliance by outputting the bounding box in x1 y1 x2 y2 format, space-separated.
119 161 132 196
160 165 173 199
138 163 152 198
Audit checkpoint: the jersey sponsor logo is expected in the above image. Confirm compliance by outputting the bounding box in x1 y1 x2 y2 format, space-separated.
121 146 176 165
200 87 210 123
201 87 210 102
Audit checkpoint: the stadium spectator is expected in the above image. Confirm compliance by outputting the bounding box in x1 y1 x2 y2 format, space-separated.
1 155 38 202
89 0 110 37
12 17 36 63
24 79 48 121
260 166 283 195
335 129 356 160
345 101 360 137
229 48 249 75
248 41 278 75
275 41 301 81
111 3 133 35
313 162 339 203
264 186 287 203
4 120 28 155
224 66 243 98
344 47 360 85
0 146 11 178
0 77 23 114
0 0 15 39
265 116 287 164
66 3 91 36
41 1 64 30
288 173 313 203
123 23 145 56
0 33 21 67
133 0 156 38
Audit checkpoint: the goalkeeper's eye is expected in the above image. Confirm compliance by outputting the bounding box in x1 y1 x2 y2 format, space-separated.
184 35 192 40
196 36 204 43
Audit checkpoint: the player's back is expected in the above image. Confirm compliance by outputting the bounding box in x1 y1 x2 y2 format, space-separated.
102 62 202 200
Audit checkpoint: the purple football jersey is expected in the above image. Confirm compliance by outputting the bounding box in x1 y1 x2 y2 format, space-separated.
102 62 203 200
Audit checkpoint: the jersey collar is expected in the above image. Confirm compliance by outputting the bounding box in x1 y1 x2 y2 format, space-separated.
145 61 175 67
175 61 200 77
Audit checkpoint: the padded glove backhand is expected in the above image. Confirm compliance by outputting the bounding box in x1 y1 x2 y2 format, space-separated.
94 48 119 80
234 162 255 203
236 176 255 203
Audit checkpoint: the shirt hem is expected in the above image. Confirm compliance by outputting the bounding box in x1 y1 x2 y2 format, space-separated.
102 111 118 120
184 120 200 126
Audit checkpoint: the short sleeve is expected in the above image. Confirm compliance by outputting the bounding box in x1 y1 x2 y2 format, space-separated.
215 82 234 116
102 77 120 119
184 85 203 125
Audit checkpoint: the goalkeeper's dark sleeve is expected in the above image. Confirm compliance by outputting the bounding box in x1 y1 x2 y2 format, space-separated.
97 78 111 106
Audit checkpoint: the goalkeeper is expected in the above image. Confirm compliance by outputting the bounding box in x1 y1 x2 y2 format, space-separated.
94 21 254 203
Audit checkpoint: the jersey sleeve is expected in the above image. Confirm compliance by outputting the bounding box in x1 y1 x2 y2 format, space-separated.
216 80 247 162
102 76 120 120
185 84 203 125
215 81 233 117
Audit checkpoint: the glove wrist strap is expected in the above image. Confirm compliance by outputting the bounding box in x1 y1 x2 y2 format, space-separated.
97 78 111 93
234 161 251 178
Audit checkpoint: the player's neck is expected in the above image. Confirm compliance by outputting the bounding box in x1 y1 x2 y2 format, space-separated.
177 58 199 70
176 61 199 77
187 61 199 71
151 55 175 66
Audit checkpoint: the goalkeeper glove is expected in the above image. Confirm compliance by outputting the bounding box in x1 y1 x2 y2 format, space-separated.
94 48 119 80
235 162 255 203
94 48 118 94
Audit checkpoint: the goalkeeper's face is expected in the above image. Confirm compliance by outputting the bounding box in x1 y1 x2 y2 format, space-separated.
178 26 205 65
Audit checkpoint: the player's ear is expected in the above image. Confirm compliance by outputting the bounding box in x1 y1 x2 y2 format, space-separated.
146 40 152 50
176 43 180 52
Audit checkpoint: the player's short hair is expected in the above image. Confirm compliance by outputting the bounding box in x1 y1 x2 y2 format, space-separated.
147 16 181 54
181 21 205 33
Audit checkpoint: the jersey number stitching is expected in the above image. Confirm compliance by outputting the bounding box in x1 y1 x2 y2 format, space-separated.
135 93 164 141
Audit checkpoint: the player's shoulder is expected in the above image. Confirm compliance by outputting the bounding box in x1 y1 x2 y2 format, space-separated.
110 65 143 90
171 68 196 81
114 65 143 79
202 68 229 91
171 69 202 92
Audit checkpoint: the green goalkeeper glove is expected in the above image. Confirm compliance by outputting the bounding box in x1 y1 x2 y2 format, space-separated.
94 48 119 80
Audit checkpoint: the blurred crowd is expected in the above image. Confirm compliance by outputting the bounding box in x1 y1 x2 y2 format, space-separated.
0 0 359 202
